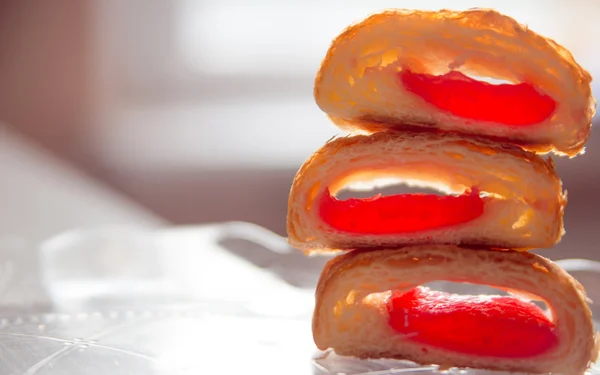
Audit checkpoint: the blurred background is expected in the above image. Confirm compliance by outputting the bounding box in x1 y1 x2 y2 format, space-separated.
1 0 599 259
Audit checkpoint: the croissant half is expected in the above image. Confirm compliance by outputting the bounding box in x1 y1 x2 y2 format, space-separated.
314 9 595 156
313 246 598 375
287 131 565 253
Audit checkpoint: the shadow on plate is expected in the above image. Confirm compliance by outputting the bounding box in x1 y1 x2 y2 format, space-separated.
216 223 332 289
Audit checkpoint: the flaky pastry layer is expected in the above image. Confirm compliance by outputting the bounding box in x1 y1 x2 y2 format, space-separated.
313 246 598 374
314 8 595 156
287 131 565 253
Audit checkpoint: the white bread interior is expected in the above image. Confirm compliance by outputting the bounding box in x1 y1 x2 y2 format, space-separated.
314 9 595 157
287 131 565 253
313 246 599 374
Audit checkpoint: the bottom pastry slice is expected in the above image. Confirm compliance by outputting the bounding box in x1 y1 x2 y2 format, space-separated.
313 246 599 374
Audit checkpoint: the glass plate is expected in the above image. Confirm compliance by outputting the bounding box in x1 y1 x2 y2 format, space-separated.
0 222 596 375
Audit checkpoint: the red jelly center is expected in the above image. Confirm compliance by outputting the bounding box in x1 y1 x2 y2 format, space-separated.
318 188 484 234
386 287 558 358
399 69 556 126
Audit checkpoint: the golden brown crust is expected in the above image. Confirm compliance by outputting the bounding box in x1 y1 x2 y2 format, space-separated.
287 131 566 253
313 246 598 374
314 8 595 156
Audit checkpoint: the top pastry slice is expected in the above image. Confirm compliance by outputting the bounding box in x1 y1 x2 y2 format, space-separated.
314 9 595 156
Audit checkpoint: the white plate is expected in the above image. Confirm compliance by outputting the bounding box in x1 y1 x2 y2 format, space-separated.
0 222 596 375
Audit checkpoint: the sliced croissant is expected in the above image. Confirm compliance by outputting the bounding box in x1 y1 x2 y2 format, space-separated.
287 131 565 253
313 246 598 374
314 8 595 156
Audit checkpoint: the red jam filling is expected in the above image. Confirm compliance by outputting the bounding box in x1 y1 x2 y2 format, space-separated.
386 287 558 358
318 188 484 235
399 69 556 126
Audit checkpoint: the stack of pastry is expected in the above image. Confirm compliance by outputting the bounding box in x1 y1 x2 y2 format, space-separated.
286 8 598 375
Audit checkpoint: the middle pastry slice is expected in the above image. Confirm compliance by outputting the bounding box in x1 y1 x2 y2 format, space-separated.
287 131 565 253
